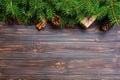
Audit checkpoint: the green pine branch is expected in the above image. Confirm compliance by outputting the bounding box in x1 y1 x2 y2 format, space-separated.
0 0 120 26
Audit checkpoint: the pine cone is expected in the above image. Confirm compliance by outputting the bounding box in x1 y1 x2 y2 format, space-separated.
7 17 15 23
36 20 47 30
52 15 60 26
15 20 23 25
65 24 71 29
100 16 113 31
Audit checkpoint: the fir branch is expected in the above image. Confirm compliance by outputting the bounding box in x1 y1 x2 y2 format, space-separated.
114 2 120 7
96 6 109 18
0 0 120 26
10 0 14 15
110 0 119 25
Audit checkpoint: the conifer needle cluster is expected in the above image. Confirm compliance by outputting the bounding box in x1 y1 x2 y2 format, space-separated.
0 0 120 27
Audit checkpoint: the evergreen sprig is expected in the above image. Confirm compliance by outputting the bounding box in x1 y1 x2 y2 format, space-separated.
0 0 120 26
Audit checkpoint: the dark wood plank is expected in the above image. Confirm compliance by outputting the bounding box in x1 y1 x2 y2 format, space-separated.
0 41 119 59
1 75 120 80
1 67 120 75
0 24 120 42
0 33 120 42
0 57 119 75
1 58 119 75
0 58 118 68
0 51 117 59
0 23 119 35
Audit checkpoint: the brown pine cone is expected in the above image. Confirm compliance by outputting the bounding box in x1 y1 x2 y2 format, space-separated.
36 20 47 30
52 15 60 26
65 24 71 29
15 20 23 25
100 16 113 31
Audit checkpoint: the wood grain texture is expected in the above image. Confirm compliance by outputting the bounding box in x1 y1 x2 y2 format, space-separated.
0 22 120 80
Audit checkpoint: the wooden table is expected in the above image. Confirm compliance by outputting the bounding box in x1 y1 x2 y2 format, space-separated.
0 23 120 80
